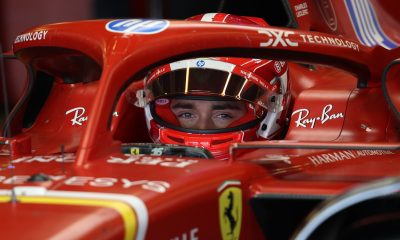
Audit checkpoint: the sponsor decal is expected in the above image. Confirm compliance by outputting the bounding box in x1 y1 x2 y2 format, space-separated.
107 155 198 168
291 104 344 128
171 228 199 240
0 175 170 193
196 60 205 67
0 148 10 155
120 179 169 193
218 181 242 240
345 0 398 49
155 98 169 105
11 153 75 163
308 149 395 166
274 61 286 73
0 175 63 185
316 0 338 31
130 147 141 155
258 155 292 164
14 30 48 44
65 177 170 193
65 107 88 126
258 29 299 47
299 34 359 51
294 2 309 18
106 19 169 34
257 29 359 51
239 69 251 80
0 163 15 171
237 69 267 89
147 66 167 82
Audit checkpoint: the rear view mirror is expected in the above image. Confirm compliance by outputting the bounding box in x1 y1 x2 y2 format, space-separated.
382 59 400 122
291 177 400 240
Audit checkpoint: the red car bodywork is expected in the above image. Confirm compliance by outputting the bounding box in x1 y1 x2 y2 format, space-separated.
1 1 400 239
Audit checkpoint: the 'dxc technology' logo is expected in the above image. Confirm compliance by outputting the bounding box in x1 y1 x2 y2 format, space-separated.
258 29 299 47
106 19 169 34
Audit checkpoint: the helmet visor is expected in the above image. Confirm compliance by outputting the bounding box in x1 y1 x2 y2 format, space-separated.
146 66 276 111
145 59 279 132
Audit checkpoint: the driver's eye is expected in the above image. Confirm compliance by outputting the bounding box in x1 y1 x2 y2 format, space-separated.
178 112 194 119
214 113 233 120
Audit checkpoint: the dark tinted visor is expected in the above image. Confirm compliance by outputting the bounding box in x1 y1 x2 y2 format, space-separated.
146 68 272 110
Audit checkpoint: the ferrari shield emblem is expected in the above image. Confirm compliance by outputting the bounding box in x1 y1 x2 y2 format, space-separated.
219 186 242 240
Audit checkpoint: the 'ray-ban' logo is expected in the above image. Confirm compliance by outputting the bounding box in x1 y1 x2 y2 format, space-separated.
291 104 344 128
65 107 88 126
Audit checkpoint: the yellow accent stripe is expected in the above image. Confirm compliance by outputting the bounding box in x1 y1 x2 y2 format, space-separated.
0 196 11 202
221 72 232 96
237 78 248 99
2 196 136 240
185 61 190 94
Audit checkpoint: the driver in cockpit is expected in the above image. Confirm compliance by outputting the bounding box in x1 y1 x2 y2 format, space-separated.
130 14 292 160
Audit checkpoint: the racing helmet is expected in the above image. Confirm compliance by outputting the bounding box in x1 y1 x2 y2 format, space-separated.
135 14 291 159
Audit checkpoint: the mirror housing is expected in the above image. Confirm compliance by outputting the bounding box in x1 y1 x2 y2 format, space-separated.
382 59 400 122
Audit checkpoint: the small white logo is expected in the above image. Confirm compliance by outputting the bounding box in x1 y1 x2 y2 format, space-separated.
14 30 49 44
294 2 309 18
291 104 344 128
274 61 285 73
258 29 299 47
274 62 282 73
65 107 88 126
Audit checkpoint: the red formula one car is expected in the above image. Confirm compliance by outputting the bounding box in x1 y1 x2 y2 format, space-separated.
1 1 400 239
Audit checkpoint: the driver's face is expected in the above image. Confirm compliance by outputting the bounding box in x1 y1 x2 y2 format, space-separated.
170 99 247 130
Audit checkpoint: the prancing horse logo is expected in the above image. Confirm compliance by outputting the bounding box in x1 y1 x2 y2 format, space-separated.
219 186 242 240
224 191 237 235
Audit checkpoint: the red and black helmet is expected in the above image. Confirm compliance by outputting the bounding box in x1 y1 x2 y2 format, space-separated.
133 14 291 159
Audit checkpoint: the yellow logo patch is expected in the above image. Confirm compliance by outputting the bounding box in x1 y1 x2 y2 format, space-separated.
130 147 140 155
219 186 242 240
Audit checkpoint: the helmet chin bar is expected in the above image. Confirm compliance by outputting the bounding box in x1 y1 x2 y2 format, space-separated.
158 126 247 160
